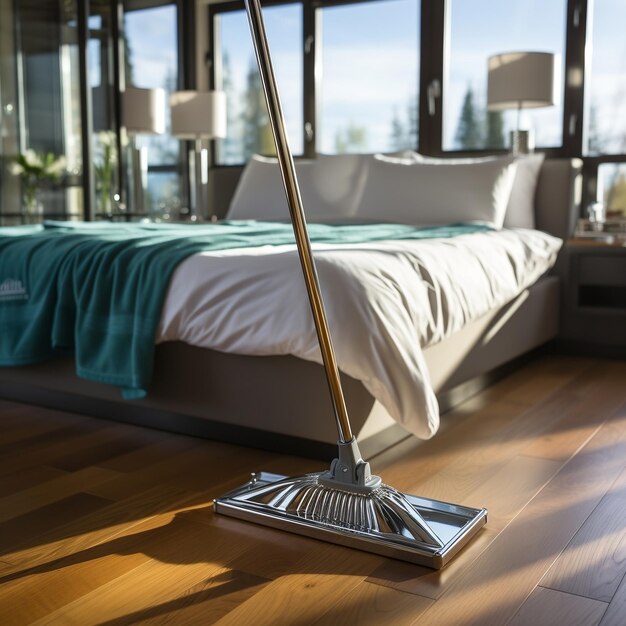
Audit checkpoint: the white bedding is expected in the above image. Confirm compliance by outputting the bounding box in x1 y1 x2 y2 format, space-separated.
157 228 562 439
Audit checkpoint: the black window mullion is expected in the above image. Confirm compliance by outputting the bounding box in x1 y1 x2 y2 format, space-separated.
562 0 588 158
303 0 316 158
418 0 445 155
78 0 95 220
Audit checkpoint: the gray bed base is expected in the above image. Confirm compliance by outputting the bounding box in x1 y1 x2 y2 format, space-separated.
0 159 581 459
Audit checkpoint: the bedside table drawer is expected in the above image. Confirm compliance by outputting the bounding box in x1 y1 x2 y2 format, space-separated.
560 243 626 356
579 256 626 286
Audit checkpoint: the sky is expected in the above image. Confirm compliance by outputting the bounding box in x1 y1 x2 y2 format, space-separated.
100 0 626 159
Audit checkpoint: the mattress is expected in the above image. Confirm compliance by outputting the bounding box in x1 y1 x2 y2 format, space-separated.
158 227 562 439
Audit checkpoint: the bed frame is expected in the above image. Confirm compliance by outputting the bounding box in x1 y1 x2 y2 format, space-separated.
0 158 582 459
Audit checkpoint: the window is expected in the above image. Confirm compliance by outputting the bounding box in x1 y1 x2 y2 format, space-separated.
0 0 84 223
212 0 417 163
444 0 567 151
214 3 303 165
123 2 180 214
318 0 419 154
598 163 626 218
584 0 626 156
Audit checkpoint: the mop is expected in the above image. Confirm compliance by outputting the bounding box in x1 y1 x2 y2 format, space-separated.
214 0 487 569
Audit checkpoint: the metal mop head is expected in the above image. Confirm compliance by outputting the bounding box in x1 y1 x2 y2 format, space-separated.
215 0 487 570
216 443 487 569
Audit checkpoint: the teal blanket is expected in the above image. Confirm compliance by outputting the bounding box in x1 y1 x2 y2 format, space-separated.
0 220 490 398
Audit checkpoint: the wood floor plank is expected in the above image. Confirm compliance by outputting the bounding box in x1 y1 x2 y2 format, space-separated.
1 356 625 626
540 464 626 602
27 516 270 625
180 456 334 581
0 422 125 476
0 537 150 624
0 492 114 556
408 408 626 626
522 361 626 462
0 513 267 624
371 356 591 475
367 454 560 599
99 570 271 626
0 420 71 450
85 440 275 502
96 431 199 473
0 484 206 576
212 544 383 626
0 466 122 524
312 581 433 626
376 360 614 499
0 465 68 498
409 362 625 500
600 571 626 626
364 366 626 603
508 587 608 626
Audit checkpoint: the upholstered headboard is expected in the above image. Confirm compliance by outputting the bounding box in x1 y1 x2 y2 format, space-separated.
535 158 583 239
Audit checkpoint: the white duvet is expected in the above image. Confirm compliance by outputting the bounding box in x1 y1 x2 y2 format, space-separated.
157 228 562 439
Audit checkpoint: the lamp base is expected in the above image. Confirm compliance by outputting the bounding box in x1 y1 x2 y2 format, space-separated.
509 129 534 155
188 142 209 221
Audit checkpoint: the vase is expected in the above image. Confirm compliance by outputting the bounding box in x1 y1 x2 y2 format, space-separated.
22 187 44 222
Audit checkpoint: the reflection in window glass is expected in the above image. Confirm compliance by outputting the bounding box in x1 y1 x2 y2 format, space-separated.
215 4 303 165
585 1 626 155
598 163 626 218
445 0 566 151
319 0 418 154
147 171 182 218
124 3 179 211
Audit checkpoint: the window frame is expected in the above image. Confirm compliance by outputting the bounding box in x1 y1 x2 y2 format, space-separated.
207 0 626 215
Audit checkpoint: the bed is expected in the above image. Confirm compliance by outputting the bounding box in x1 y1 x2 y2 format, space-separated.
0 154 582 458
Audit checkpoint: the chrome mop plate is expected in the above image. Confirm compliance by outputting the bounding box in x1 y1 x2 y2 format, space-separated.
214 472 487 569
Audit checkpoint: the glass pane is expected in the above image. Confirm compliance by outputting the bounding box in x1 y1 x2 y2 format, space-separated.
0 0 21 218
124 2 179 214
319 0 419 154
585 1 626 155
445 0 566 151
598 163 626 218
214 4 303 164
90 0 120 216
147 170 182 219
1 0 83 222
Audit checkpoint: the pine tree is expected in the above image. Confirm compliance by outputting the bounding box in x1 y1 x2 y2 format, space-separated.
389 95 418 151
455 87 482 149
586 102 603 155
241 58 274 158
220 51 240 163
407 94 418 149
390 109 406 150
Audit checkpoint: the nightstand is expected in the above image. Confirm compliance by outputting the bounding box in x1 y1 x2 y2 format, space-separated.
559 238 626 357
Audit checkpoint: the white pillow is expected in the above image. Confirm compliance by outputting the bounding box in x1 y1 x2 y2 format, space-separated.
227 153 369 221
400 152 545 228
503 154 545 228
356 155 517 229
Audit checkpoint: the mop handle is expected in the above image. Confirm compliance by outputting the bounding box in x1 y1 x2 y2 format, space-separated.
243 0 353 443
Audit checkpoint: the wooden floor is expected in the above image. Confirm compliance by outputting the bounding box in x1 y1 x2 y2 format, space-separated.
1 355 625 625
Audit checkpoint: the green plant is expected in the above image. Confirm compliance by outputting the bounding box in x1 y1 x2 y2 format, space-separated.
10 149 66 214
94 131 117 213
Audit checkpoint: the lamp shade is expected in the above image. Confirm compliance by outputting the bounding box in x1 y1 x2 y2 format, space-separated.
487 52 560 111
122 87 166 135
169 90 227 139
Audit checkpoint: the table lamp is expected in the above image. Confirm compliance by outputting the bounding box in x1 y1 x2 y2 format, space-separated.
170 90 227 220
487 51 559 154
122 86 166 213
